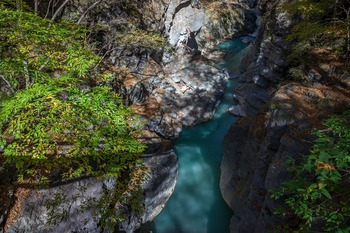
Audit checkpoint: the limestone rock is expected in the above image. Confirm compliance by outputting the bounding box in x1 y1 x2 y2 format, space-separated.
221 113 310 232
196 1 256 58
164 0 205 47
221 0 350 232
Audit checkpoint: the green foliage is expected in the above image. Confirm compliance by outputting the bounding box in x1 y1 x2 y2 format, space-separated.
98 174 145 230
73 0 166 51
286 41 313 80
271 111 350 232
116 29 166 49
87 21 166 50
0 4 98 91
283 0 348 40
0 83 145 183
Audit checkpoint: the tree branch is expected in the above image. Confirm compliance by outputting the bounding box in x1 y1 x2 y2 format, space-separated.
0 74 15 94
44 0 54 18
77 0 104 25
39 56 51 71
23 60 30 87
51 0 70 21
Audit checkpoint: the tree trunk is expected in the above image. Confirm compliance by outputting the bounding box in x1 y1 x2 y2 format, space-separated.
34 0 38 14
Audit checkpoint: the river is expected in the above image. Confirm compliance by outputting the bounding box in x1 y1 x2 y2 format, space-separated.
151 38 251 233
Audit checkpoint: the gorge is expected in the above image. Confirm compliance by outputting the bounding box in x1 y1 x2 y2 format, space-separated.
1 0 350 233
152 38 250 233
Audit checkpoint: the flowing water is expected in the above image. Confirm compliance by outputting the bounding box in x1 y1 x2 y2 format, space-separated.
151 38 251 233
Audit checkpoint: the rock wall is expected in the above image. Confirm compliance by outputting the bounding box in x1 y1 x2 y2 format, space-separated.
221 82 350 232
220 0 350 232
59 0 251 141
221 116 309 232
228 0 293 116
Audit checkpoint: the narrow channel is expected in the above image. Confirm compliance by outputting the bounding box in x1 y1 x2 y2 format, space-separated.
152 38 251 233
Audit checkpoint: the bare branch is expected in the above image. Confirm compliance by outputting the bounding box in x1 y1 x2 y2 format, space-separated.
34 0 38 14
51 0 70 21
77 0 104 25
0 74 15 94
23 60 30 87
44 0 54 18
336 3 350 16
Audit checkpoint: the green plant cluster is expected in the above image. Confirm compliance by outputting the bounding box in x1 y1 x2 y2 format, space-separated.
0 2 146 228
272 111 350 232
0 1 146 181
69 0 166 53
0 3 98 92
115 29 166 49
0 84 145 182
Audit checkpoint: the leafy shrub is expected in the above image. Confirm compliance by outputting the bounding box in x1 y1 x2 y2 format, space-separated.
282 0 350 81
0 2 145 184
272 111 350 232
0 3 98 92
0 83 145 184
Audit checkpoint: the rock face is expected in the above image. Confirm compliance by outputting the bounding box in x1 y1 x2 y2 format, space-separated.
221 117 310 232
59 0 251 141
229 0 293 116
221 81 350 232
219 0 304 231
3 0 254 233
220 0 350 232
113 0 255 140
6 152 177 233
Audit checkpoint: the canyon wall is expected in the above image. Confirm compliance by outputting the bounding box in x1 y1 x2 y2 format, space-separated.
220 0 350 232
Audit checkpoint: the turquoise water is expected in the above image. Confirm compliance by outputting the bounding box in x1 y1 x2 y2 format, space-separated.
151 39 250 233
